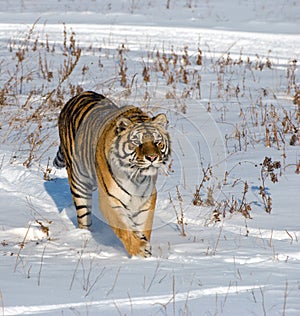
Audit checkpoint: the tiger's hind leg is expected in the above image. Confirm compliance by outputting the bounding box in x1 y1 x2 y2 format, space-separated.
74 194 93 229
67 171 93 229
53 145 66 169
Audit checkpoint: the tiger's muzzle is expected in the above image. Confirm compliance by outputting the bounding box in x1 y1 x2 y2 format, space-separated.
135 141 163 169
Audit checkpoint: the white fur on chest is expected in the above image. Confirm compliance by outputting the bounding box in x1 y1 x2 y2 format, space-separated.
110 155 156 210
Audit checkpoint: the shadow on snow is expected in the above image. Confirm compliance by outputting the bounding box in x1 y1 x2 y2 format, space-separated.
44 177 125 255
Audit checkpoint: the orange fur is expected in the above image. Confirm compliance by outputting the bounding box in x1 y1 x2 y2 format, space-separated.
54 91 170 257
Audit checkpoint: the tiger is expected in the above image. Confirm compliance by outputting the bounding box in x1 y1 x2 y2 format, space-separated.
53 91 170 257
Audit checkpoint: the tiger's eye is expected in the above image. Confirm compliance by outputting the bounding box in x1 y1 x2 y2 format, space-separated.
128 143 136 150
130 136 139 145
156 142 164 149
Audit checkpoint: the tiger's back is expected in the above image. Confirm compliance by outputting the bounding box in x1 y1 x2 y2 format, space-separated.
54 91 170 257
54 91 117 173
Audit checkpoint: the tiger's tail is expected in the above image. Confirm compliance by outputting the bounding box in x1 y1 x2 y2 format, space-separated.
53 145 66 169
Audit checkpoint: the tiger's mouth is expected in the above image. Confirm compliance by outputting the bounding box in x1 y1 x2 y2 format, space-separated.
132 156 164 169
131 157 169 177
139 164 159 176
127 161 159 180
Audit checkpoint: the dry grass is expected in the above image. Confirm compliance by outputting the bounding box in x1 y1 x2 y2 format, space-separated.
0 22 298 230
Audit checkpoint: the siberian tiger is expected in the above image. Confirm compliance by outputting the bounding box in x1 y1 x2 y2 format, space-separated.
53 91 170 257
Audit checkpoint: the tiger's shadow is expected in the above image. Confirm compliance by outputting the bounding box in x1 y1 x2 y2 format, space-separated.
44 178 125 254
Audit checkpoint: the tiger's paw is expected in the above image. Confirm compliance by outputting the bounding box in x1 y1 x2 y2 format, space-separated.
132 243 152 258
128 232 152 258
137 232 152 258
78 222 92 230
138 241 152 258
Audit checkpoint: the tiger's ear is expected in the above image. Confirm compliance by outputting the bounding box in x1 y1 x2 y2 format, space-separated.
116 117 131 134
153 113 168 128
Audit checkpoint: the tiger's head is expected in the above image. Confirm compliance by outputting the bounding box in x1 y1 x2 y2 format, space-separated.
113 113 170 177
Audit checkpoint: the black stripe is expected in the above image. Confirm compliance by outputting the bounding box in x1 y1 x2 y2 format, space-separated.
75 204 92 210
70 176 92 196
70 187 92 199
132 209 149 218
140 181 151 197
76 102 101 131
99 171 129 210
140 234 148 241
72 93 106 116
103 155 132 197
77 211 91 218
72 161 94 185
79 223 92 227
63 92 106 135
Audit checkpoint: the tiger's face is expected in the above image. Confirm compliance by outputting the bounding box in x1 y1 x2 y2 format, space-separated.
113 113 170 177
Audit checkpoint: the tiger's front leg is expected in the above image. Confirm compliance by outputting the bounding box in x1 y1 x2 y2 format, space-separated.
98 188 156 257
114 204 155 257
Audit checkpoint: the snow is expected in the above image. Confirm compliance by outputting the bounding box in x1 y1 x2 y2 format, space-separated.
0 0 300 315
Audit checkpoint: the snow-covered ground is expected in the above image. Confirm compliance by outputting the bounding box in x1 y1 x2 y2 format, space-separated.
0 1 299 315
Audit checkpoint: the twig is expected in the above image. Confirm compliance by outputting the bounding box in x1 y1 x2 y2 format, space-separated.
147 260 161 292
84 267 106 297
260 287 267 316
212 222 223 256
214 292 219 315
127 292 133 315
222 281 232 312
0 290 4 316
285 230 294 244
192 162 213 206
176 186 186 237
269 229 274 248
14 223 31 272
69 239 88 291
38 245 46 286
26 196 52 225
0 155 5 174
172 274 176 316
282 280 288 316
168 193 181 235
106 266 121 296
113 302 122 316
182 277 193 316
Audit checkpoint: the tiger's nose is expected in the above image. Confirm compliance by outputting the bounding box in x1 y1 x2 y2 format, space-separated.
145 155 158 162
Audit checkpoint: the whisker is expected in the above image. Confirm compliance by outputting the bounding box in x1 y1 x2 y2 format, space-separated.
159 166 170 176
